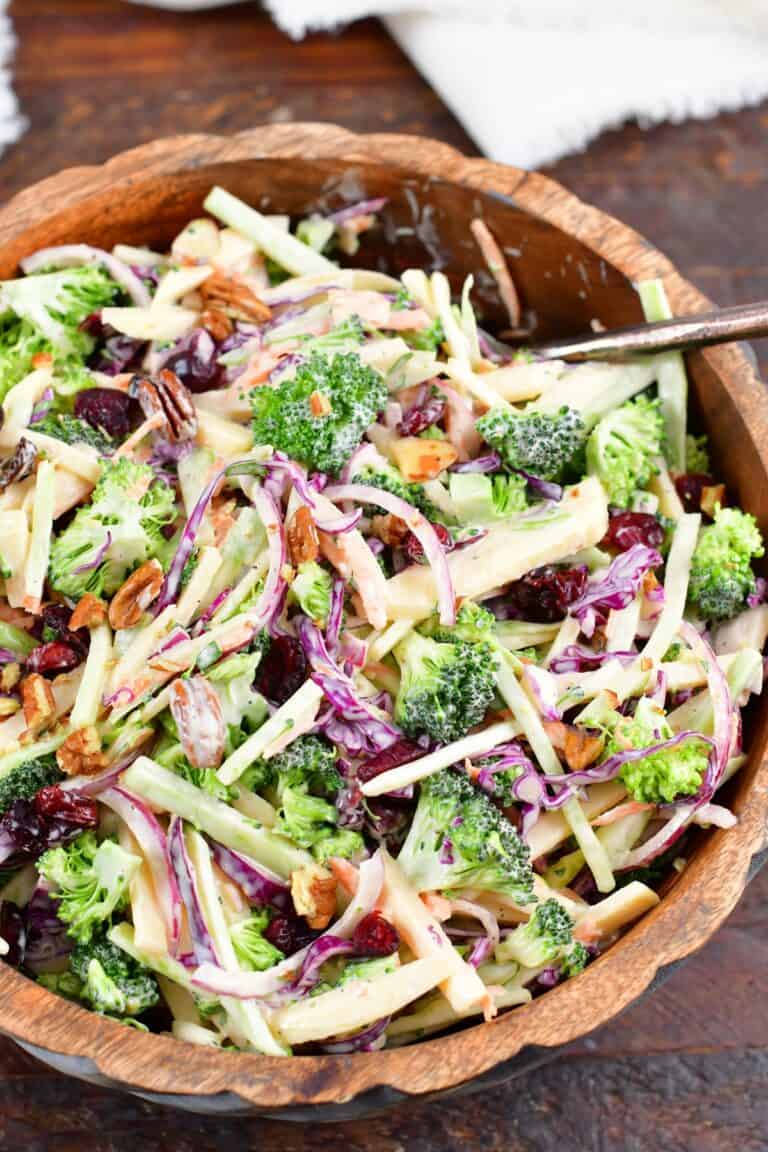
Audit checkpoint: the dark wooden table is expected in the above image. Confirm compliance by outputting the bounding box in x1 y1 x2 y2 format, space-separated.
2 2 768 1148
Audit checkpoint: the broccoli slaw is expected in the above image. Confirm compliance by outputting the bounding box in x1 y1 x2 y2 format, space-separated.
0 188 762 1055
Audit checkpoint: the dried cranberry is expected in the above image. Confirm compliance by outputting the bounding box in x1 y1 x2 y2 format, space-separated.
500 565 589 623
357 739 424 785
404 522 453 565
74 387 138 441
264 913 318 957
26 641 82 677
254 636 308 705
35 786 98 826
352 912 400 957
399 391 446 436
0 901 25 967
602 511 665 552
674 473 715 514
163 330 221 393
40 604 89 656
366 799 412 852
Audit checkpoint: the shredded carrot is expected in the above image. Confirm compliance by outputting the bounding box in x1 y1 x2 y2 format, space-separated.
420 891 453 921
470 218 521 330
574 918 602 945
328 856 359 897
592 801 656 827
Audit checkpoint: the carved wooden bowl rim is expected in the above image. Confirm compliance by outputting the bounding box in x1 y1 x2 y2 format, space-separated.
0 123 765 1111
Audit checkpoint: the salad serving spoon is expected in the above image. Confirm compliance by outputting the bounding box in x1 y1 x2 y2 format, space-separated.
533 299 768 362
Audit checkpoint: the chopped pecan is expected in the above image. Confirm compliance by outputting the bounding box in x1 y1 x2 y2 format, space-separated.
169 676 225 770
131 369 198 442
0 662 21 692
309 390 332 417
543 720 604 771
21 673 56 734
563 727 605 771
701 483 727 519
70 593 107 632
291 863 337 930
0 437 37 492
200 270 271 324
108 559 164 630
56 726 107 777
287 506 320 565
371 513 409 547
200 306 234 342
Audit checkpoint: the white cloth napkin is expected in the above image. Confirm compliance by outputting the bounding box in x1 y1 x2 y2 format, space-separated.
0 1 24 159
124 0 768 167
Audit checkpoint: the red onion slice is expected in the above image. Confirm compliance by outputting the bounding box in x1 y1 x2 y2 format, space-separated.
168 817 220 965
324 482 456 626
102 786 182 949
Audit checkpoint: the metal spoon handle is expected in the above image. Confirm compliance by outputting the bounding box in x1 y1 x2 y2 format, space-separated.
533 299 768 362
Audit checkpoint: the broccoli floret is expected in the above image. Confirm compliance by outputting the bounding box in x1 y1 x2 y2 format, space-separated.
276 785 339 850
432 600 497 646
606 697 709 804
586 395 664 507
48 457 177 599
38 832 140 944
559 940 589 978
251 351 386 476
242 735 341 798
495 898 574 967
312 827 366 864
0 267 120 396
70 934 159 1016
685 433 710 474
154 728 235 803
37 970 84 1000
205 645 269 736
688 505 764 621
231 912 284 972
402 317 444 352
0 754 62 815
288 561 333 624
302 316 365 357
393 624 497 743
33 413 115 455
476 404 586 482
396 769 534 904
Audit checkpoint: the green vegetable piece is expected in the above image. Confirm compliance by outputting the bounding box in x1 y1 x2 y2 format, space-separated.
48 457 177 599
251 351 386 476
688 505 764 622
586 395 664 507
38 832 140 943
476 404 586 482
396 768 534 905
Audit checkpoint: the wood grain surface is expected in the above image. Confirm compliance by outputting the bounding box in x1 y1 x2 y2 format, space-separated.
2 0 768 1146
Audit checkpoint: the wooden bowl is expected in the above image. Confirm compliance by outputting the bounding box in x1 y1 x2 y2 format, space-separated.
1 123 767 1120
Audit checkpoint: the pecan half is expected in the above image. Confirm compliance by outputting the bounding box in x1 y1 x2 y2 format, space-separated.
291 863 337 930
70 593 107 632
169 676 225 770
200 306 234 343
371 513 409 547
56 726 107 777
108 559 164 630
0 437 37 492
287 506 320 566
199 271 271 324
543 720 605 771
131 369 198 442
21 673 56 734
